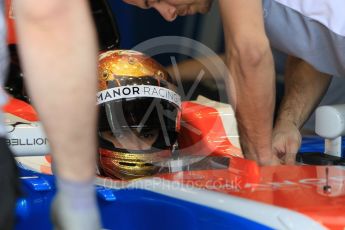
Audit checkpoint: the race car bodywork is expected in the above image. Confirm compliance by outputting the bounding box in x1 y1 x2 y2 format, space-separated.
5 96 345 230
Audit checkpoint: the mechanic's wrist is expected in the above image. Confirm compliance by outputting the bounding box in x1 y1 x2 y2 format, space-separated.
257 153 278 165
241 143 273 162
244 150 278 165
254 147 274 162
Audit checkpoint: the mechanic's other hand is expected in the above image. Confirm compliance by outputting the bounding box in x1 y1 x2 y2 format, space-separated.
259 154 282 166
244 149 281 166
272 120 302 165
123 0 178 21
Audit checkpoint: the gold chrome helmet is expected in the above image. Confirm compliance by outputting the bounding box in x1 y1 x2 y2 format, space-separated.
97 50 181 180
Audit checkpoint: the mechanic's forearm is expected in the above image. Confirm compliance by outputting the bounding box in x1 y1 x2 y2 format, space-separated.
219 0 276 164
14 0 98 182
276 56 331 129
227 44 275 163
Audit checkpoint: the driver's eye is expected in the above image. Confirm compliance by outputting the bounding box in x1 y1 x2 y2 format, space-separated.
140 133 154 139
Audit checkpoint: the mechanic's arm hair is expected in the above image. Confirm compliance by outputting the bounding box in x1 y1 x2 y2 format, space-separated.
14 0 98 182
219 0 276 164
275 56 332 129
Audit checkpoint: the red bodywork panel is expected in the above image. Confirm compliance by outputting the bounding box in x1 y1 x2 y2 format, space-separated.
178 101 241 158
5 0 16 44
160 165 345 229
3 97 38 121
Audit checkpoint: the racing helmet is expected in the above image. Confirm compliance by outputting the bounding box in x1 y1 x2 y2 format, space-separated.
97 50 181 180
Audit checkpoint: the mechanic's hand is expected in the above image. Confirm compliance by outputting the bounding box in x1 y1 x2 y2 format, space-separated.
123 0 178 21
260 154 282 166
272 120 302 165
51 192 101 230
245 150 281 166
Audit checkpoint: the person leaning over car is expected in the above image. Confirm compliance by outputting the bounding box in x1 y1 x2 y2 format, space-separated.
123 0 345 166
